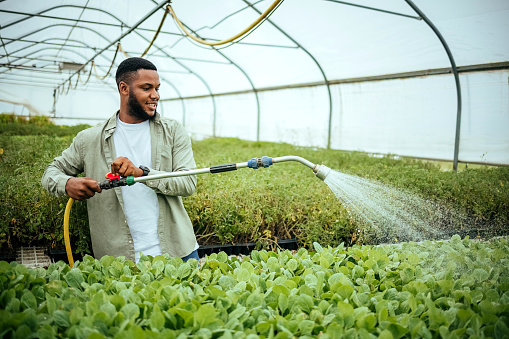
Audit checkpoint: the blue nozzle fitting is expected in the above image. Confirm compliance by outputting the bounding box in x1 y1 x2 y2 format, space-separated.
248 156 273 169
262 156 273 167
248 157 258 169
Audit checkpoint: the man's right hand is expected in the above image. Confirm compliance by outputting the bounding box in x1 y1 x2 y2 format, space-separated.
65 177 102 200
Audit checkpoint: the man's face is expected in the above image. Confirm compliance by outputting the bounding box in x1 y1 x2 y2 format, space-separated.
126 69 160 122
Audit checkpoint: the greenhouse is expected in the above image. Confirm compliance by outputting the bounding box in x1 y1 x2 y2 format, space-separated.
1 0 508 337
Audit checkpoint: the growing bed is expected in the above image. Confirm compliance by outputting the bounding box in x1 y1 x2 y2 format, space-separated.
1 235 509 338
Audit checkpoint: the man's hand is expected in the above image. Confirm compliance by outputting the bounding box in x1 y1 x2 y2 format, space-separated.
65 177 102 200
110 156 143 177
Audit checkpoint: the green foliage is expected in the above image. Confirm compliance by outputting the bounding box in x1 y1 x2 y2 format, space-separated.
0 135 91 254
0 113 90 137
187 138 508 246
1 124 508 255
1 235 509 337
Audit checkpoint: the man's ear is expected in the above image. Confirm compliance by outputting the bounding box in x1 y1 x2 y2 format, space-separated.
118 81 129 95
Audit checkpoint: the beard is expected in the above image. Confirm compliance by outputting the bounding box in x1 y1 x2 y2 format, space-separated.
127 89 156 121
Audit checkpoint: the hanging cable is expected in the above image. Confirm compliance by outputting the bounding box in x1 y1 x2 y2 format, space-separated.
92 43 120 80
167 0 284 47
77 63 93 85
165 1 267 50
65 79 72 95
168 0 284 52
68 76 78 91
118 42 130 58
140 5 169 57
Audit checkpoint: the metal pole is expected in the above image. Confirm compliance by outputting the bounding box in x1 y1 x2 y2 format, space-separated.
323 0 421 20
404 0 462 171
178 18 261 141
242 0 333 148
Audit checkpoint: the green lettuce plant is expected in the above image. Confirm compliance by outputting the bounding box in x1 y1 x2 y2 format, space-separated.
1 235 508 338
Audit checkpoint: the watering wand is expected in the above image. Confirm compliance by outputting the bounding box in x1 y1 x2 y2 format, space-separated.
98 156 331 189
63 156 331 267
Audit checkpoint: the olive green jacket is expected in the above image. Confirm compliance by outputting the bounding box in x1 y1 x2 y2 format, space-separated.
41 112 198 261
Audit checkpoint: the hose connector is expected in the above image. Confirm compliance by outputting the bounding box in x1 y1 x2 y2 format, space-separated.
98 173 135 190
248 156 273 169
314 164 331 181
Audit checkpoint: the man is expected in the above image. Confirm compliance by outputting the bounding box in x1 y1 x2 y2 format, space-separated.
42 57 199 263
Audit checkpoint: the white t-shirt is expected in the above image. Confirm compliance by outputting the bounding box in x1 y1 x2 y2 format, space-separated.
114 116 161 262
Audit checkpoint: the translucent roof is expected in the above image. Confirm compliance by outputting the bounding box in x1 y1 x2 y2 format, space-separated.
1 0 507 101
1 0 508 165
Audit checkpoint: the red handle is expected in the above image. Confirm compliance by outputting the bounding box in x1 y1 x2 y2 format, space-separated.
106 172 120 180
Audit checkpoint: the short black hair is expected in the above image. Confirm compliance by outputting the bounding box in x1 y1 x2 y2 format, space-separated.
115 57 157 89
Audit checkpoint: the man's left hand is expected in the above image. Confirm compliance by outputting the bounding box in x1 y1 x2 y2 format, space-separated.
110 156 143 177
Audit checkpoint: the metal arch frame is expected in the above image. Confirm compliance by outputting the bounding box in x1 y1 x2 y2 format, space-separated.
403 0 462 171
2 38 98 58
0 30 116 80
0 1 463 165
166 0 297 50
210 47 261 140
0 54 88 85
1 37 167 60
172 0 266 33
1 54 115 75
174 21 261 140
1 2 294 129
0 63 63 74
158 0 462 164
39 2 212 125
242 0 334 148
2 23 114 50
3 37 148 84
4 46 118 91
0 1 298 130
1 7 296 49
2 46 110 72
318 0 462 170
1 2 192 122
1 54 96 79
155 0 328 142
1 7 191 121
2 45 113 71
1 38 202 73
0 6 183 37
323 0 421 20
3 71 80 83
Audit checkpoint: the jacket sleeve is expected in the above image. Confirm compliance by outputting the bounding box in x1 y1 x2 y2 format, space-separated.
144 122 197 197
41 133 85 197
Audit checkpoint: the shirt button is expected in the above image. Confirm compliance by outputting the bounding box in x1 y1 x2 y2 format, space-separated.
125 220 127 224
128 240 132 244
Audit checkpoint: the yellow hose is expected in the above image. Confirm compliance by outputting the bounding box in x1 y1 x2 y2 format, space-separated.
167 0 284 46
63 197 75 268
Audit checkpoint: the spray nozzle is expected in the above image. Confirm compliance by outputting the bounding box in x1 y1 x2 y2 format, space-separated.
314 165 331 181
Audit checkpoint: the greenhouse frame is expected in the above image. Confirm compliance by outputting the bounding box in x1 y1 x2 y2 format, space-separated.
0 0 508 167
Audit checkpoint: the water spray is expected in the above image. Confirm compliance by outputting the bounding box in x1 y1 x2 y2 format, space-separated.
64 156 331 267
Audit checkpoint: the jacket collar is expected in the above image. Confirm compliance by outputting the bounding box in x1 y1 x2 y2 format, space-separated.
104 111 160 138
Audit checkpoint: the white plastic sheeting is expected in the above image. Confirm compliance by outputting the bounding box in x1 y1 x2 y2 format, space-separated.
166 70 509 165
0 0 508 164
